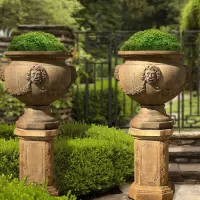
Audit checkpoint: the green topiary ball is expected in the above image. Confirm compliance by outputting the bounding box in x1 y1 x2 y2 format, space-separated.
120 29 181 51
7 31 67 51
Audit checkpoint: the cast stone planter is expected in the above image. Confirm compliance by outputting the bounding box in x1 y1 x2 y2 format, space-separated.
115 51 190 129
114 51 191 200
0 51 77 196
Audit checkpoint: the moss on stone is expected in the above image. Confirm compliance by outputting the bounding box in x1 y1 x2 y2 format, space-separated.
120 29 181 51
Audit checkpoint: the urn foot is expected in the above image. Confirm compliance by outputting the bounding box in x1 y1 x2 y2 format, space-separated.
130 105 173 129
128 182 174 200
16 106 59 130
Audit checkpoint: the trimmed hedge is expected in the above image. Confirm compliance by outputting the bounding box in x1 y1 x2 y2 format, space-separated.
120 29 181 51
0 175 76 200
7 31 67 51
56 123 134 196
0 124 16 140
0 139 19 178
0 123 134 197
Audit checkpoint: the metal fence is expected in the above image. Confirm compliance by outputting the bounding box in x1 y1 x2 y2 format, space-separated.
72 30 200 129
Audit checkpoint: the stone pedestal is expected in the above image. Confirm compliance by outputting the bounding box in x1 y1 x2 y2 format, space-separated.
14 106 59 196
114 51 190 200
128 128 174 200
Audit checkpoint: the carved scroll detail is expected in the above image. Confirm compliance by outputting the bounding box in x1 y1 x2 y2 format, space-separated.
7 64 58 97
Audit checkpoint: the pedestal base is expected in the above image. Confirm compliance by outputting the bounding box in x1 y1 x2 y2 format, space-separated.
130 105 173 129
14 128 58 196
16 106 59 130
129 182 174 200
128 128 174 200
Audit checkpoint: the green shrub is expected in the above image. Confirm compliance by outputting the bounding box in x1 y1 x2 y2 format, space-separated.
0 80 24 121
120 29 181 51
180 0 200 30
58 122 91 139
0 124 15 140
0 175 76 200
7 31 67 51
0 123 134 197
55 123 134 196
0 139 19 178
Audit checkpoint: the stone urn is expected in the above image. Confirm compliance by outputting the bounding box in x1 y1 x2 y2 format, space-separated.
2 51 76 128
1 51 77 195
115 51 190 200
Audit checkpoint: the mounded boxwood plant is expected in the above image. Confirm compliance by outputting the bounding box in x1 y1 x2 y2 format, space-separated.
0 123 134 197
7 31 67 51
120 29 181 51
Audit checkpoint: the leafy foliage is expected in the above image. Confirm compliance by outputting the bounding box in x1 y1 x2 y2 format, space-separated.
8 31 66 51
0 123 134 197
180 0 200 30
0 124 15 140
120 0 185 31
120 29 181 51
0 81 24 120
0 138 19 178
55 122 134 196
77 0 122 31
0 175 76 200
0 0 83 29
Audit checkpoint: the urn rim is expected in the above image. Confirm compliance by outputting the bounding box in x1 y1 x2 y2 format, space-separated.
118 51 184 56
4 51 73 59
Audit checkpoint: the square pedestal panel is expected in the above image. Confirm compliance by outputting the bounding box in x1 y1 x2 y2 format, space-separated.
19 138 53 185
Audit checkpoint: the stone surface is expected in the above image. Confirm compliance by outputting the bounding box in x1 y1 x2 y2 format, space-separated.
16 106 59 130
15 129 57 185
116 51 188 105
3 52 77 106
114 51 191 200
169 145 200 163
169 163 200 183
173 184 200 200
170 131 200 146
128 128 173 200
130 105 173 129
95 183 200 200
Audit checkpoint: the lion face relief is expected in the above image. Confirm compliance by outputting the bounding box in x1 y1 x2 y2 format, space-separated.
141 65 161 84
27 64 47 84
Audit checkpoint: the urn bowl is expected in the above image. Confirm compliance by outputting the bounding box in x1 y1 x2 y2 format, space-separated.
2 51 77 106
115 51 190 105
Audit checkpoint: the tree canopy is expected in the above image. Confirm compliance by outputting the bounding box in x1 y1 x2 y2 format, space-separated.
0 0 195 31
0 0 83 29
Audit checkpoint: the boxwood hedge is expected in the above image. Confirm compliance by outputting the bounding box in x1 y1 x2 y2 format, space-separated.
0 123 134 197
